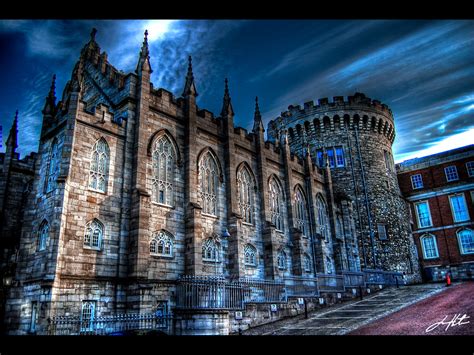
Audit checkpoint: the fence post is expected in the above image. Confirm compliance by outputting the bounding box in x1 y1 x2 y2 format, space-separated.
304 298 308 319
359 285 363 300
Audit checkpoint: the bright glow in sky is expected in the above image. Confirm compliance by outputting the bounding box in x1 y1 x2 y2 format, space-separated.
0 20 473 163
394 128 474 163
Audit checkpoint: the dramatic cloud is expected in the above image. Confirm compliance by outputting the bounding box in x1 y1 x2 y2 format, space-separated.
0 20 472 162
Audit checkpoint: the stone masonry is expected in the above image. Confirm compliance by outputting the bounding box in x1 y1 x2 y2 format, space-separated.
1 28 419 335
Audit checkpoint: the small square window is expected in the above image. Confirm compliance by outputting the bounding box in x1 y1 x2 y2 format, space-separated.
411 174 423 189
467 161 474 177
445 166 459 182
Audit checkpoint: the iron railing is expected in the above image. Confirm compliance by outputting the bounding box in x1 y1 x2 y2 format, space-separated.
363 269 404 286
316 273 345 293
47 312 173 335
342 271 365 288
284 276 319 297
176 275 286 310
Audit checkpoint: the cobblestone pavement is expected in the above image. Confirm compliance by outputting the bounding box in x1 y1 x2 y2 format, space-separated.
349 282 474 335
242 282 450 335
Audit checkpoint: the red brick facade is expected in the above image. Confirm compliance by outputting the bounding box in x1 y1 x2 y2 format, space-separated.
397 145 474 281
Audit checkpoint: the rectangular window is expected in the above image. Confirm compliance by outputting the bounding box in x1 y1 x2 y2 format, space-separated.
467 161 474 177
335 146 345 167
445 165 459 182
327 148 335 168
415 201 432 228
81 301 96 332
421 236 439 259
411 174 423 189
377 224 387 240
29 302 38 333
449 194 470 222
316 149 324 168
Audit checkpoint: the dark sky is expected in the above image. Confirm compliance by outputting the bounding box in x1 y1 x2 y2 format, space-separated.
0 20 473 162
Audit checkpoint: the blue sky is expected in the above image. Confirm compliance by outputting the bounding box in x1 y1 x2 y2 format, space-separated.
0 19 473 162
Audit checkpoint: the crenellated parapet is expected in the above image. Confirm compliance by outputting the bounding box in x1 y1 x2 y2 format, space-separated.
267 92 396 145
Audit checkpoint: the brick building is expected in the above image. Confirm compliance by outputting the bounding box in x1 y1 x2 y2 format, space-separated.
1 29 417 335
397 145 474 282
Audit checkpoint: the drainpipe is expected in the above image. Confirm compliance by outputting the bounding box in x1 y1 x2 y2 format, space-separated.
345 122 367 268
353 125 377 269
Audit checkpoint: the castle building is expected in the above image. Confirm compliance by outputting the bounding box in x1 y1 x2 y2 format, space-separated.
1 29 418 335
397 145 474 282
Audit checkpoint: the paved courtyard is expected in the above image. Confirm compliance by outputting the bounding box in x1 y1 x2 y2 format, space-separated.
242 282 470 335
349 281 474 335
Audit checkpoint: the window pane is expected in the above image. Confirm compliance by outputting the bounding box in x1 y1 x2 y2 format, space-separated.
458 230 474 254
327 148 335 168
445 166 459 182
411 174 423 189
450 195 469 222
416 202 431 228
335 147 345 167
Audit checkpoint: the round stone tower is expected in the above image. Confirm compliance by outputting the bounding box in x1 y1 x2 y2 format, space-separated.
267 92 419 281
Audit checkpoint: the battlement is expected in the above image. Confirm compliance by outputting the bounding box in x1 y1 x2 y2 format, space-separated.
285 92 392 120
197 108 214 121
267 92 396 144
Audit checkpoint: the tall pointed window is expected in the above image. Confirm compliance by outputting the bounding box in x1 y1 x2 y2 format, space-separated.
244 244 257 266
89 138 110 193
269 177 284 231
202 238 219 262
150 230 174 257
199 152 219 216
81 301 96 332
277 250 287 270
37 220 49 251
237 166 254 224
152 135 175 206
317 195 331 241
84 219 104 250
304 254 312 273
294 187 309 237
45 138 62 193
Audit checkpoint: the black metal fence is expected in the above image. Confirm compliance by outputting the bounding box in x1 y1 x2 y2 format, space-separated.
363 269 404 286
176 275 286 310
47 312 173 336
284 276 319 297
47 270 404 335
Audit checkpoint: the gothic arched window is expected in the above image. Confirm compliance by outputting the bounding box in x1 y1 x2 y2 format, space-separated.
199 152 219 216
277 250 287 270
244 244 257 266
152 135 175 206
150 230 174 257
304 254 312 273
202 238 219 262
317 195 331 241
37 220 49 251
294 186 309 237
45 138 62 193
237 165 255 224
84 219 104 250
89 138 110 193
269 177 284 231
336 215 344 238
